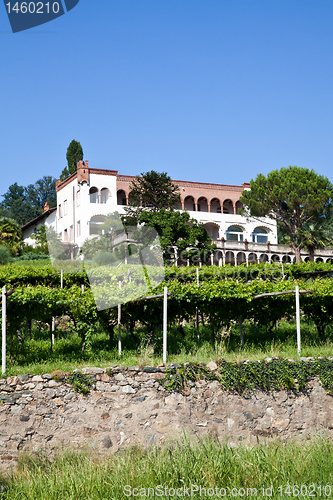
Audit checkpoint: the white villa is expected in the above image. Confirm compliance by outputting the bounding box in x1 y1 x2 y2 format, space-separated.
22 160 333 265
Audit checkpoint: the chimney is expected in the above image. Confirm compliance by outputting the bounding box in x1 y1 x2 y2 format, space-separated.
77 159 89 184
44 202 50 212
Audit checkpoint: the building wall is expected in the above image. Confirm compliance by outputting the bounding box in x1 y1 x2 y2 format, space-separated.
22 211 57 247
54 162 277 248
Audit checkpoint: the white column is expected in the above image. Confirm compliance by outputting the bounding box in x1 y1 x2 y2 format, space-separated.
2 287 6 375
295 285 301 356
118 281 122 356
163 287 168 364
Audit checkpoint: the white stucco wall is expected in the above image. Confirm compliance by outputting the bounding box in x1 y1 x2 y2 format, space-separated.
53 171 278 250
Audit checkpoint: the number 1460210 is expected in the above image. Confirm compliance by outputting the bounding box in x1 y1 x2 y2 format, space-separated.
6 2 60 14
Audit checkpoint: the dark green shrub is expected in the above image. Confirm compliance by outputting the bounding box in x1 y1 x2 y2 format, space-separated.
0 246 12 265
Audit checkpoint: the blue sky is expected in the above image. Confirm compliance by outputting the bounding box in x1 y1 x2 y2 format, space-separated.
1 0 333 201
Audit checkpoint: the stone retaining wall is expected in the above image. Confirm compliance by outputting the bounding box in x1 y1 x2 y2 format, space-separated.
1 364 333 471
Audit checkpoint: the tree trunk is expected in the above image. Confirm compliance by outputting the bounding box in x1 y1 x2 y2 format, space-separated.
293 245 301 263
308 246 315 262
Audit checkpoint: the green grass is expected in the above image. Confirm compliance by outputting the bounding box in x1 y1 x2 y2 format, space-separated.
1 436 333 499
2 317 333 376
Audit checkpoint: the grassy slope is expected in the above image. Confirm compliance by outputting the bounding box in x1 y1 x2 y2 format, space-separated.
1 437 333 499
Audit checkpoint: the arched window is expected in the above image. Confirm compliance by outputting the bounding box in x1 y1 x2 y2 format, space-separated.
89 187 99 204
100 188 109 204
89 215 107 235
204 223 219 240
197 197 208 212
223 199 234 214
226 225 244 242
210 198 221 213
117 190 127 205
184 196 195 211
235 201 243 214
252 227 268 243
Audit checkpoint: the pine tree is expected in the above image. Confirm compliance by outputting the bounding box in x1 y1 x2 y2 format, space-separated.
60 140 83 181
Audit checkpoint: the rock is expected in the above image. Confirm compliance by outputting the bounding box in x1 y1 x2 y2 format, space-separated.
264 357 273 363
18 374 29 382
143 367 160 373
31 375 43 383
208 381 220 392
0 395 17 404
227 418 234 430
122 385 136 394
45 435 53 442
82 427 99 438
48 380 60 388
146 434 156 444
119 432 127 445
2 386 14 393
196 421 208 427
0 455 13 461
155 421 169 433
81 367 104 375
101 413 110 420
51 370 65 381
128 366 140 372
204 389 212 399
7 441 19 452
125 413 132 419
100 373 110 382
114 373 126 382
272 418 290 431
102 436 113 449
7 376 19 386
96 382 111 392
42 374 52 380
109 385 119 392
53 398 63 406
63 393 74 401
206 361 218 371
168 363 180 369
134 396 146 402
46 389 56 399
190 388 198 397
20 415 30 422
10 405 22 415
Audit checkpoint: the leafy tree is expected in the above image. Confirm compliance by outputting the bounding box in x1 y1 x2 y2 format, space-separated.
278 217 333 261
32 225 49 254
1 177 56 226
60 140 84 181
136 208 216 264
0 217 22 255
299 221 332 262
0 183 36 225
80 212 124 260
25 176 57 213
125 170 181 217
240 166 333 262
